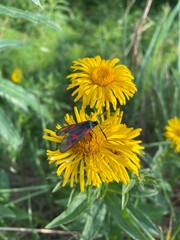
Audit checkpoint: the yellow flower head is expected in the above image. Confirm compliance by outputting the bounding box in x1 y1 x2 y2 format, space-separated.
43 107 144 192
10 68 23 84
67 56 137 113
164 117 180 152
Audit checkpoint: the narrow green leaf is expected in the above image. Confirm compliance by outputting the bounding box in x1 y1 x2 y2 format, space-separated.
154 1 180 57
105 193 150 240
46 192 92 228
0 39 25 52
31 0 43 9
52 181 63 193
122 180 136 194
122 180 136 209
136 24 162 87
0 78 39 113
131 188 159 199
128 207 160 238
0 185 49 194
171 225 180 240
0 5 60 31
81 201 106 240
0 108 22 150
122 191 129 210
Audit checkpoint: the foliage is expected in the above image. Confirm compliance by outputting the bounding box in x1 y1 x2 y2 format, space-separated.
0 0 179 239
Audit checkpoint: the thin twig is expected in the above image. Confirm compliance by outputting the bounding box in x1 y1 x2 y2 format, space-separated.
0 227 79 236
165 216 172 240
131 0 153 68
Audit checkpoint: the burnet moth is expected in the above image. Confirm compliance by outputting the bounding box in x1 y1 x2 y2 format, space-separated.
56 120 106 153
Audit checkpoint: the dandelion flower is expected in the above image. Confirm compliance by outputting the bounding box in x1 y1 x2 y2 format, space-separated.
10 68 23 84
67 56 137 113
164 117 180 152
43 107 144 192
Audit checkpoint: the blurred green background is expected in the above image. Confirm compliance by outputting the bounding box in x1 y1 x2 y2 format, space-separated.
0 0 179 239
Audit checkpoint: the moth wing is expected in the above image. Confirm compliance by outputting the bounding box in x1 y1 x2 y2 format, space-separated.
57 121 91 136
59 127 91 153
56 123 78 136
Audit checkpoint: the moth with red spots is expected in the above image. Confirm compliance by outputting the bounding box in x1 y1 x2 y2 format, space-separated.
56 120 106 153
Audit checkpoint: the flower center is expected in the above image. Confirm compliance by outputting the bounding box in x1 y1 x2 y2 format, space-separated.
176 129 180 136
91 67 115 86
73 132 104 156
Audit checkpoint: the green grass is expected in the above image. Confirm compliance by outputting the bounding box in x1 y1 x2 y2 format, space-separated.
0 0 179 239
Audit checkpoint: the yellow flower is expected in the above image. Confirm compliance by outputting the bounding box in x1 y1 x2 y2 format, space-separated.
43 107 144 192
164 117 180 152
67 56 137 113
10 68 23 84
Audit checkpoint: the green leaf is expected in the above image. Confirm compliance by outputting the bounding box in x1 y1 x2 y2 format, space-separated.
0 170 10 189
0 78 39 113
0 5 60 31
107 182 122 193
0 205 16 219
105 193 152 240
11 206 28 220
0 108 22 150
0 39 25 52
46 192 93 228
81 201 106 240
31 0 43 9
0 170 10 200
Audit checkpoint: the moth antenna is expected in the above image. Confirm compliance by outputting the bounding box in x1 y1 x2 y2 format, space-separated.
98 125 107 140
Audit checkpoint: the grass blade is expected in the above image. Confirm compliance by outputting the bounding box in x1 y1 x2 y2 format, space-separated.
0 5 60 30
0 108 22 150
81 201 106 240
0 39 25 52
46 192 92 228
0 78 40 113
